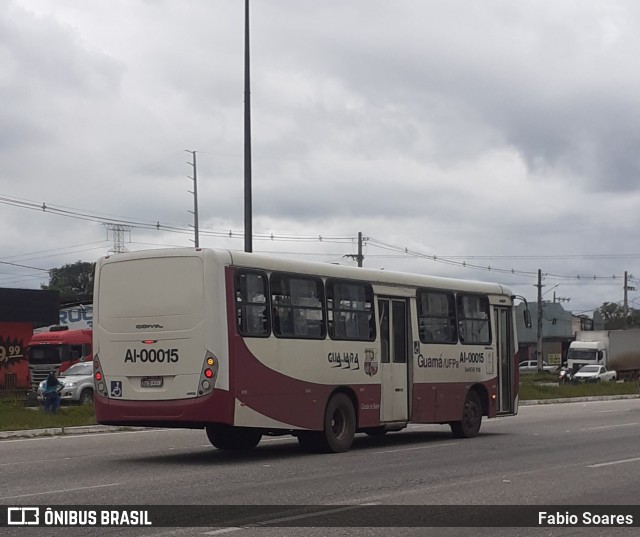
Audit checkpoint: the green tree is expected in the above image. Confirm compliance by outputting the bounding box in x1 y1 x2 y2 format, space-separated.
42 261 95 305
598 302 640 329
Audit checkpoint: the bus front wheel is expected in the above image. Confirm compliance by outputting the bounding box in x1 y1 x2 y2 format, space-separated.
206 425 262 450
450 390 482 438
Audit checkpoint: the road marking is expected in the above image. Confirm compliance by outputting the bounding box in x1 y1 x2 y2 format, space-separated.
588 457 640 468
374 442 459 454
0 457 72 467
202 504 381 534
0 483 121 500
580 423 639 431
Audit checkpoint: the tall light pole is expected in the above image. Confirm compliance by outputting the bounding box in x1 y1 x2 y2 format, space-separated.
186 150 199 248
536 269 544 373
244 0 253 253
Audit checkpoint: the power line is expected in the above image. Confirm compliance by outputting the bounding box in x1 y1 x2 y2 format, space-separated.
0 194 355 243
366 237 635 283
3 192 638 288
0 260 49 272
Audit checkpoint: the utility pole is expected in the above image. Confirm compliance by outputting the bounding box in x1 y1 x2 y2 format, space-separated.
553 292 570 304
624 271 636 328
536 269 544 373
243 0 253 253
624 271 628 325
344 232 366 267
185 150 199 248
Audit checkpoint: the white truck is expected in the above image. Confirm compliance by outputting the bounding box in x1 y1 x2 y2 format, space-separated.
567 330 640 381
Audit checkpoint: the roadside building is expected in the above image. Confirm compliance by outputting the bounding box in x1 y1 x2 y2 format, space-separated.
515 302 604 367
0 288 59 391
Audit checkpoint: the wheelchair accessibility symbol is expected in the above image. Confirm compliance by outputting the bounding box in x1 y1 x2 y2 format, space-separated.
110 381 123 398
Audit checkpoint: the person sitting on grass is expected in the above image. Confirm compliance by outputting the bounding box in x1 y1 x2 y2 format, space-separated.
43 372 63 415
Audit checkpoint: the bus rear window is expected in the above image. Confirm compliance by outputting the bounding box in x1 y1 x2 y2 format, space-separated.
98 257 204 319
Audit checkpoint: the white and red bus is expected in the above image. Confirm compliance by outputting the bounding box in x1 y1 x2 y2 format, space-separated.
93 248 527 453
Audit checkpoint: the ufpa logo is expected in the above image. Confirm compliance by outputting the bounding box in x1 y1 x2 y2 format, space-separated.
7 507 40 525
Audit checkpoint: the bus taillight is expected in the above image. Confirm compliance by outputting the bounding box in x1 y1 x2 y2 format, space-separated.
94 354 108 397
198 351 218 396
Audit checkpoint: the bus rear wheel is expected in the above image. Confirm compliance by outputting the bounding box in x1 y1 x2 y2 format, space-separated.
450 390 482 438
206 425 262 450
322 393 356 453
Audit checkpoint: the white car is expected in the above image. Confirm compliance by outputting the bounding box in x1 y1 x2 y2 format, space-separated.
518 360 557 374
573 365 617 383
37 362 94 404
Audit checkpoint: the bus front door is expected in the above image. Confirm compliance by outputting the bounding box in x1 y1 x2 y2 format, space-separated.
494 306 515 415
378 298 409 423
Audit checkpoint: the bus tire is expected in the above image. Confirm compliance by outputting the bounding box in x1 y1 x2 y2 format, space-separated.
79 388 93 405
206 425 262 450
322 393 356 453
450 390 482 438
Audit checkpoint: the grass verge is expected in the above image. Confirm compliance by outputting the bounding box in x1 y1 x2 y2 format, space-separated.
0 398 97 432
519 373 639 400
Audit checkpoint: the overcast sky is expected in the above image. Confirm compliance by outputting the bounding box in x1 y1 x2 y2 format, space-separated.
2 0 640 314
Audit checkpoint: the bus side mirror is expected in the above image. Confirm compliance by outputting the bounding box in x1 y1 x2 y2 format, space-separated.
511 295 532 328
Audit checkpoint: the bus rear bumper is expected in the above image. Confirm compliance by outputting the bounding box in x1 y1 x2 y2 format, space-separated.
94 390 233 428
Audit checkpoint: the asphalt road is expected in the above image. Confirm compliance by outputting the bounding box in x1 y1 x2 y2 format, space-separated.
2 399 640 537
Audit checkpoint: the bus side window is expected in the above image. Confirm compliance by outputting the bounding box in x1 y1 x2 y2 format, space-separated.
378 300 390 363
326 279 375 342
235 270 270 337
271 273 325 339
417 289 457 344
456 294 491 344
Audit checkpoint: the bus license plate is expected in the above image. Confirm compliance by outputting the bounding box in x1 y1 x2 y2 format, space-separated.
141 376 163 388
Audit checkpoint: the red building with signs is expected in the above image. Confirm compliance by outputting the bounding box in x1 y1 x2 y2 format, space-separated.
0 288 58 391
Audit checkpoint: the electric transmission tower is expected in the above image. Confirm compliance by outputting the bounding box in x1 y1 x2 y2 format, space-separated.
105 224 131 254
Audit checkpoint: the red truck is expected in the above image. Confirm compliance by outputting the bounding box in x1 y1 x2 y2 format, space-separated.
27 327 93 390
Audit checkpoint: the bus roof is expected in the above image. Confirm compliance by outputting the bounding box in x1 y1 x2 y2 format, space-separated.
98 247 512 297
